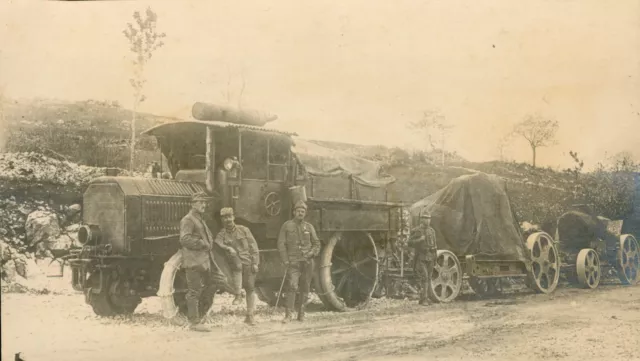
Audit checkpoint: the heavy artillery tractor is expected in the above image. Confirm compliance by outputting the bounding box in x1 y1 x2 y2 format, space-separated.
67 102 404 320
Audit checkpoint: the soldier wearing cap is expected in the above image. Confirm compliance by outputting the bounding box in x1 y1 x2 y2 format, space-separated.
277 200 320 323
408 208 438 305
214 207 260 325
179 191 227 332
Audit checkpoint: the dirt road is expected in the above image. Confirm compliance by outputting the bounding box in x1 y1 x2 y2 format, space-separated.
2 283 639 361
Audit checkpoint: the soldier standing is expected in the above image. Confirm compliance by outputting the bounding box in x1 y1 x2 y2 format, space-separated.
179 192 227 332
277 201 321 323
214 207 260 326
408 209 438 306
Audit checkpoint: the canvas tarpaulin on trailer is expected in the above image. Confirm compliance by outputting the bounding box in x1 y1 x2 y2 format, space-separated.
409 172 528 262
291 138 396 188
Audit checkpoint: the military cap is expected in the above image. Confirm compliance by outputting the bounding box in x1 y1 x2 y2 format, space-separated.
220 207 234 217
420 209 432 218
190 192 211 202
293 200 307 210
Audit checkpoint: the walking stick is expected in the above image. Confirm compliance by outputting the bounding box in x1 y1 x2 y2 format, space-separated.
275 265 289 308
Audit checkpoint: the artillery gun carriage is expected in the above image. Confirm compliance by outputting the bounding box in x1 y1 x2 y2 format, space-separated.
390 173 562 303
555 204 639 289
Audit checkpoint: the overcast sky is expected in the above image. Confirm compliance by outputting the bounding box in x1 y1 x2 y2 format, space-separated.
1 0 638 170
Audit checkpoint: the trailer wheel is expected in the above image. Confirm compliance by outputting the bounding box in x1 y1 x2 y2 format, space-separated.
617 234 639 285
317 232 379 311
427 250 462 303
525 232 560 294
158 252 215 325
468 277 502 297
576 248 601 289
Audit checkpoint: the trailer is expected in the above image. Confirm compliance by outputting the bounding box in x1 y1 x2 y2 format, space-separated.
401 173 561 302
555 204 639 289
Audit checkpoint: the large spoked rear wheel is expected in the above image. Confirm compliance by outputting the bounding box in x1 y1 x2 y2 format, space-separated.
317 232 379 311
617 234 639 285
526 232 560 294
158 252 215 325
428 250 462 303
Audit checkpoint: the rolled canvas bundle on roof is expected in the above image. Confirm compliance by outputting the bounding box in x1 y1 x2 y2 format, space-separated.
191 102 278 126
291 138 396 188
409 172 527 262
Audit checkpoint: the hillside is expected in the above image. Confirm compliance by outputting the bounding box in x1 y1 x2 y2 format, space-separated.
1 98 178 171
1 99 637 231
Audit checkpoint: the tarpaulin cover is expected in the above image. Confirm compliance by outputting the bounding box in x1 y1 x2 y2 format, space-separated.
556 210 620 253
292 138 396 188
409 172 527 262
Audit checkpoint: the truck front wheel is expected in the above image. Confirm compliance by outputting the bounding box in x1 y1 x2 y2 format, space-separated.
158 252 215 325
84 272 140 317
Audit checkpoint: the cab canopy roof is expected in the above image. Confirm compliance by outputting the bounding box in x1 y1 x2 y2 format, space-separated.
142 120 395 188
142 119 297 138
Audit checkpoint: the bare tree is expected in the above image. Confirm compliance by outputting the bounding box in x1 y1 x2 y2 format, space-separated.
0 85 6 152
564 150 584 180
123 7 166 172
513 114 559 167
408 109 454 166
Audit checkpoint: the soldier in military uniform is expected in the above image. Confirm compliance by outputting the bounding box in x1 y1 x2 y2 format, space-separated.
214 207 260 326
179 192 228 332
408 209 438 305
277 201 321 323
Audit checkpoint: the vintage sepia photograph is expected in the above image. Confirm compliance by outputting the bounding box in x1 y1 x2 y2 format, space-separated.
1 0 639 360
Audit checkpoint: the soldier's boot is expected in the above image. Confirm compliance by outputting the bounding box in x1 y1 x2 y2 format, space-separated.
282 291 296 324
244 291 256 326
186 299 211 332
297 292 308 322
232 271 243 306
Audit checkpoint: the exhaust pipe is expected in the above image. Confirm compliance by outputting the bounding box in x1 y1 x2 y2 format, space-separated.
205 126 215 194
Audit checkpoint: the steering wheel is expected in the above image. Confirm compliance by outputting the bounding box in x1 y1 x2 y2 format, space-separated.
264 192 282 216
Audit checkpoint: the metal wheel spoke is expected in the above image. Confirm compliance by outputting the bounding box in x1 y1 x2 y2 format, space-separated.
332 266 350 275
542 244 552 261
335 255 351 266
442 253 450 266
445 285 454 298
352 267 375 282
352 255 378 268
335 272 350 293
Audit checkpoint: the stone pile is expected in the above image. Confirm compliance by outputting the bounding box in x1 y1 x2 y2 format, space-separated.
0 152 143 186
1 196 83 288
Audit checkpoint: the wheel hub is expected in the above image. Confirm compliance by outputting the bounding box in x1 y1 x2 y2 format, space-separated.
440 270 450 283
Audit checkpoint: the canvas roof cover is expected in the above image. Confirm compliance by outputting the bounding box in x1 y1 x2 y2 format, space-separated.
409 172 528 262
292 138 396 188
